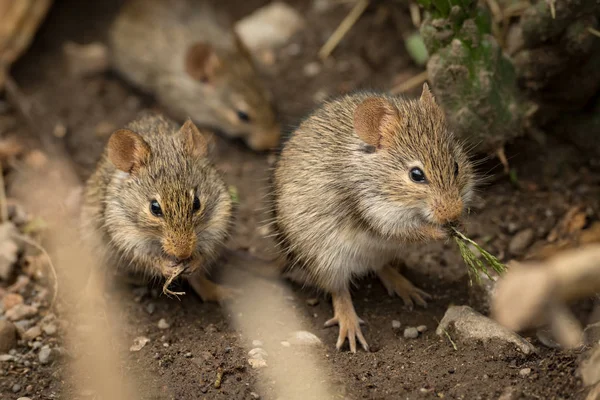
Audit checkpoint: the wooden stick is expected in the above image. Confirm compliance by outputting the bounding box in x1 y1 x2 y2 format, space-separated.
390 70 428 94
318 0 370 60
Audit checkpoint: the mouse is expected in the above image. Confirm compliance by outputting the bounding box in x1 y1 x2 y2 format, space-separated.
269 84 476 352
81 112 237 302
109 0 281 151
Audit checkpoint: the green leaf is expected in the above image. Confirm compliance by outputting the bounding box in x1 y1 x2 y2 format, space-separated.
405 32 430 66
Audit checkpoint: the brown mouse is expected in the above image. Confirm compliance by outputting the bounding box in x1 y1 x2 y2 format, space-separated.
270 84 476 352
81 112 237 302
109 0 280 151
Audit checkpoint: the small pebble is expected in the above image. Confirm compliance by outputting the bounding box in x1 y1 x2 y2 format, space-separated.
288 331 322 346
23 326 42 340
6 304 38 322
391 320 401 329
17 397 32 400
163 343 169 348
250 392 260 399
303 62 321 77
12 384 21 393
306 298 319 306
404 327 419 339
248 358 268 369
519 368 531 377
417 325 428 333
252 340 264 347
146 303 156 315
0 320 18 352
184 352 193 358
0 354 16 361
248 348 268 359
38 345 54 365
2 293 23 311
509 229 534 255
281 341 291 347
42 323 58 336
130 336 150 352
157 318 170 330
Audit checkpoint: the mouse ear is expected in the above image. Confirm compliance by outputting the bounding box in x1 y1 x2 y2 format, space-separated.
107 129 151 174
420 83 436 106
353 97 399 149
178 119 209 157
185 42 222 83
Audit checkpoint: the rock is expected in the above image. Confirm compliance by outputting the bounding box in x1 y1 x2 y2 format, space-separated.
248 347 268 369
0 354 16 362
288 331 322 346
584 322 600 347
184 352 192 358
23 326 42 340
12 384 21 393
580 345 600 386
0 320 18 352
306 298 319 306
280 341 291 347
157 318 170 330
235 2 305 52
130 336 150 352
417 325 428 333
404 327 419 339
146 303 156 315
303 62 321 77
38 345 54 365
42 323 57 336
63 41 109 77
250 392 260 399
17 397 31 400
509 229 535 255
248 358 268 369
252 340 263 347
0 222 20 280
392 320 401 329
2 293 23 311
436 305 536 355
519 367 531 377
6 304 38 321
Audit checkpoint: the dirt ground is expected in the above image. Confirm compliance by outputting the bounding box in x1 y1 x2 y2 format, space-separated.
1 0 600 399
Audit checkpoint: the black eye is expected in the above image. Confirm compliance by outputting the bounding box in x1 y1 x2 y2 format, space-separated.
150 199 163 217
193 196 201 213
409 167 427 183
237 110 250 122
454 162 459 178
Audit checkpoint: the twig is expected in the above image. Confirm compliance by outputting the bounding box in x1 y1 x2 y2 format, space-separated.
318 0 370 60
13 233 59 308
409 3 421 28
214 367 224 389
589 27 600 38
0 163 8 223
390 70 428 94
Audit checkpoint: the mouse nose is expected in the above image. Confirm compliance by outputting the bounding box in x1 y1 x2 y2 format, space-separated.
163 235 196 262
433 198 464 226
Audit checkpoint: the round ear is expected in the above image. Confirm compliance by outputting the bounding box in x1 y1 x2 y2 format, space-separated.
177 119 209 157
107 129 151 174
185 42 222 83
353 97 399 149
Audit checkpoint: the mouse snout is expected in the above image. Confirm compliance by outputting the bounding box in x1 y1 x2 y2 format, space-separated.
247 124 281 151
432 198 464 226
162 234 197 262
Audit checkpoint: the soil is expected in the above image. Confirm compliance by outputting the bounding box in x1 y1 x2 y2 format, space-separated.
1 0 600 399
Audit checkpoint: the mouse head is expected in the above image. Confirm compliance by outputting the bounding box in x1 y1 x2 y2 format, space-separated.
183 37 281 151
352 84 475 239
105 118 232 277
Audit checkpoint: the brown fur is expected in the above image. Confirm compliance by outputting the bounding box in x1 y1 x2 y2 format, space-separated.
81 112 233 284
269 86 476 351
109 0 280 151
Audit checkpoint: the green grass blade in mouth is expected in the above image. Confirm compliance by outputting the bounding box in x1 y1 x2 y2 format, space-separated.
452 227 506 283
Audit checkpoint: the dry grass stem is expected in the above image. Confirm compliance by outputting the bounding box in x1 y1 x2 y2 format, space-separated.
318 0 370 60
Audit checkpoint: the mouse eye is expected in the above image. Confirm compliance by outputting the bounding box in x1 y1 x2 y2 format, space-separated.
150 200 163 217
192 196 201 213
237 110 250 123
454 162 459 178
409 167 427 183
